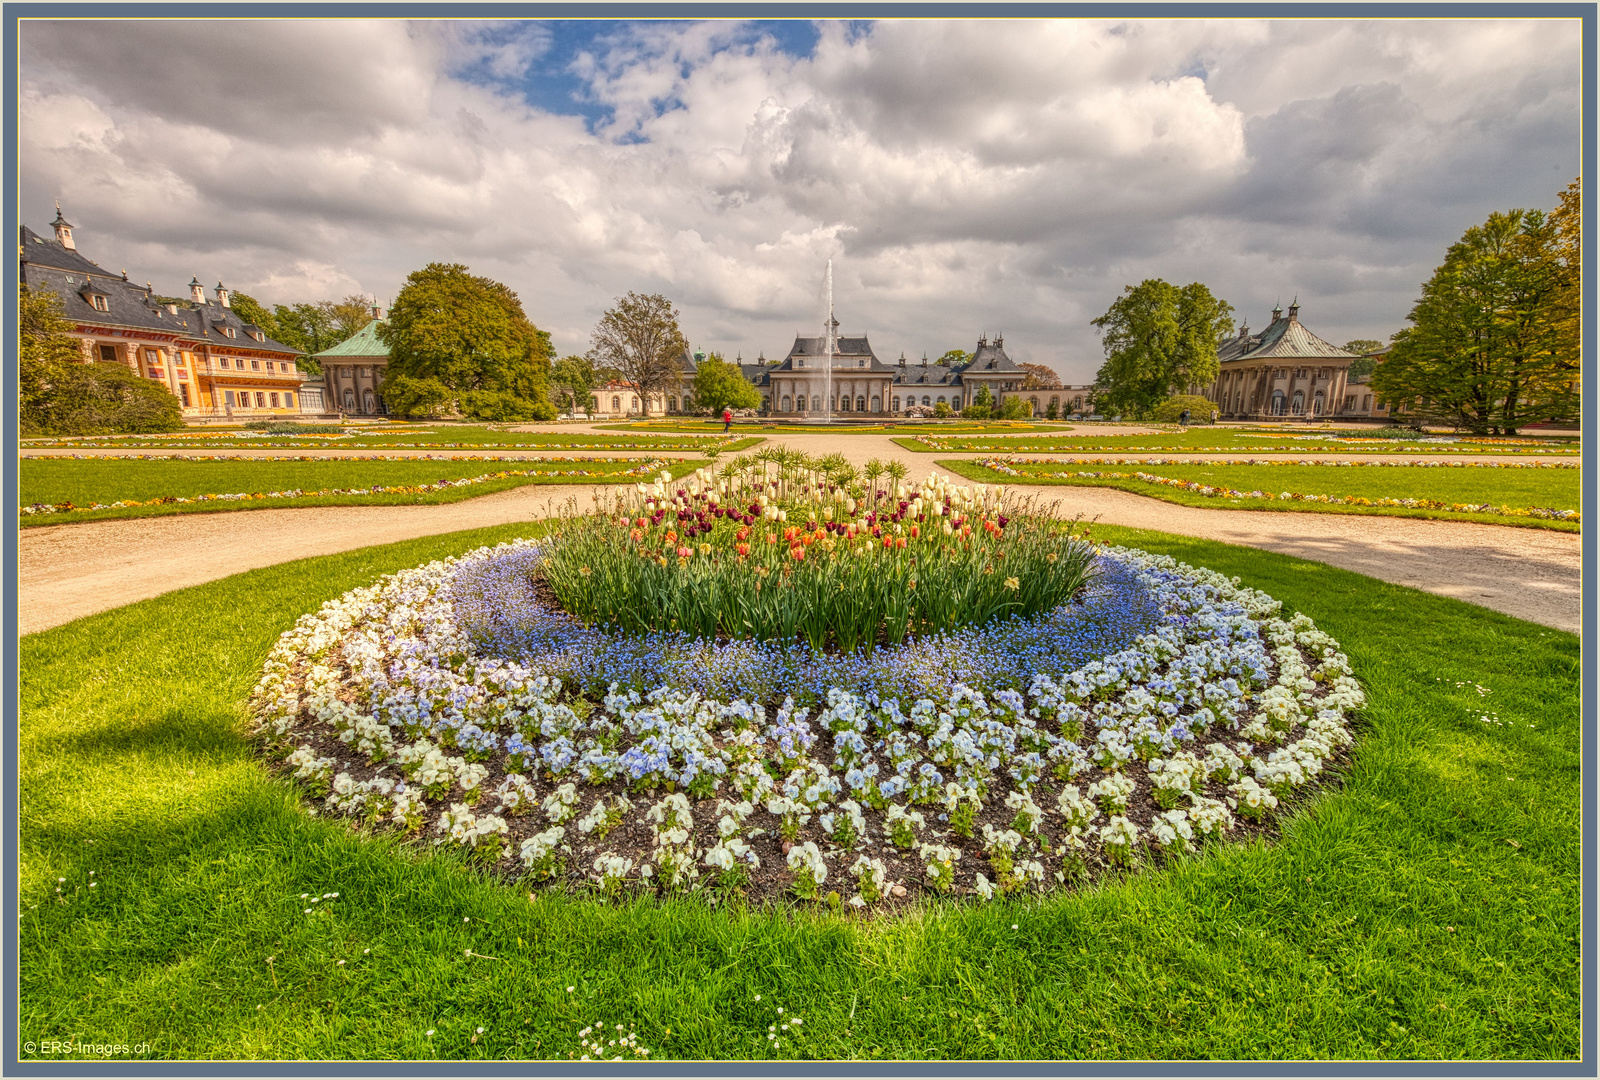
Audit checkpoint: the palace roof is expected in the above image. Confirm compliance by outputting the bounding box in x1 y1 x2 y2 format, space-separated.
314 319 389 359
1219 303 1357 364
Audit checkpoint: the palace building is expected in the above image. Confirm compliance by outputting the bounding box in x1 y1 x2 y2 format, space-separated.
748 319 1031 417
1199 301 1360 419
20 207 310 420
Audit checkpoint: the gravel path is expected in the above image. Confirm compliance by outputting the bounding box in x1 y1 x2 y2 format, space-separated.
18 426 1581 636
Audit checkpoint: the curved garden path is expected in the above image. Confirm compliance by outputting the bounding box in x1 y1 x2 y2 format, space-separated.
18 425 1581 636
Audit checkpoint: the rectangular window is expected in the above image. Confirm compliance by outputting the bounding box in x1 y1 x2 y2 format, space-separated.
224 390 236 407
144 349 159 363
285 393 295 409
179 384 191 407
236 358 246 370
270 393 280 408
98 344 118 363
91 295 108 311
255 392 266 408
251 360 261 371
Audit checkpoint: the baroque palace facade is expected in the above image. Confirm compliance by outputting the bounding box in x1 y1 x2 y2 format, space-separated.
746 318 1032 417
21 208 311 419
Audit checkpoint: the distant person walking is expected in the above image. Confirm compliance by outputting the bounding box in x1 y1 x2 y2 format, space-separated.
1179 408 1191 427
722 407 733 433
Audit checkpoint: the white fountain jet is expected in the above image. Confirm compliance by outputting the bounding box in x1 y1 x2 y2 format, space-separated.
822 258 833 425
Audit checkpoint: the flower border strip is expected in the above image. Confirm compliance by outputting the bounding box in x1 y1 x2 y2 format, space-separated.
21 459 672 516
976 459 1580 521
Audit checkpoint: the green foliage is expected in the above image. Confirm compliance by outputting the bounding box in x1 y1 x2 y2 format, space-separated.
227 292 280 340
1373 204 1577 435
1344 339 1384 357
936 349 970 367
961 385 994 420
1091 279 1234 419
550 355 598 415
1019 362 1062 390
998 396 1033 420
541 462 1095 651
1151 394 1219 425
691 356 762 415
933 401 952 418
1046 401 1060 421
21 287 182 435
380 263 553 405
460 388 556 423
588 292 689 415
380 374 456 419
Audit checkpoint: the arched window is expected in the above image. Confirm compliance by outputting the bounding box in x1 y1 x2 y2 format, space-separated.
363 388 375 414
1271 390 1285 415
952 396 961 409
936 395 946 406
922 396 931 407
1313 390 1325 416
812 395 821 412
1030 397 1039 412
892 396 901 412
840 396 851 412
856 395 866 412
870 396 880 412
1049 396 1059 409
1291 391 1305 415
668 396 678 412
781 395 792 411
612 396 621 411
343 387 355 409
631 396 640 411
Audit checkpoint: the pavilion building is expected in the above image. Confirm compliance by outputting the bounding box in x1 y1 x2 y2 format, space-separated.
1201 301 1359 419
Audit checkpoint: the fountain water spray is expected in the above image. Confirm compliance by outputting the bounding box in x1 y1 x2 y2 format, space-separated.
822 258 833 425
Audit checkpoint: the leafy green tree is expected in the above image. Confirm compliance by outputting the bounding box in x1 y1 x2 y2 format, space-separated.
936 349 970 367
1151 393 1218 425
1091 280 1234 419
380 263 554 420
228 292 280 340
550 355 598 416
587 292 689 416
933 401 952 418
380 374 456 419
999 395 1032 420
961 384 994 420
691 354 761 415
1548 176 1581 381
270 302 340 372
331 295 375 340
20 288 181 435
1373 206 1576 434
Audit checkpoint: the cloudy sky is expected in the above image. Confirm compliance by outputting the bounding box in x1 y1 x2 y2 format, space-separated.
19 17 1580 381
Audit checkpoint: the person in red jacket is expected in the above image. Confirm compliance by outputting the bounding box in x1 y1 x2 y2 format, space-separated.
722 407 733 433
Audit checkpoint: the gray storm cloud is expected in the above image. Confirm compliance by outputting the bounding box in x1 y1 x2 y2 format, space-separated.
19 17 1579 379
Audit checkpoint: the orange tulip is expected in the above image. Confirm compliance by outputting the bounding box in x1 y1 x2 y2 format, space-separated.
666 530 678 543
790 545 806 561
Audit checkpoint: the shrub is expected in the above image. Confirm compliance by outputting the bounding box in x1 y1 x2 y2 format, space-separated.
22 361 183 436
1151 394 1217 425
461 388 557 422
381 375 456 418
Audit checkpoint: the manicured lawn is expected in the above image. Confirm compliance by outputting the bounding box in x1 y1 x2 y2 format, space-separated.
600 420 1070 434
18 523 1579 1060
899 429 1581 456
943 459 1581 532
20 457 702 526
20 425 764 454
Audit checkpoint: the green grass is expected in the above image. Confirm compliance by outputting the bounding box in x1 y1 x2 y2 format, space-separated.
18 524 1579 1059
600 420 1070 434
20 457 703 527
19 424 764 454
942 459 1582 532
898 429 1581 455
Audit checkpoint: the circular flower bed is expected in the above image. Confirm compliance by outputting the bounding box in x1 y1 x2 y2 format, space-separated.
252 485 1364 907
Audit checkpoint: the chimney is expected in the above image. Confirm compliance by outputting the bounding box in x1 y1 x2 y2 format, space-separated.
189 277 204 304
51 202 75 250
215 282 230 308
166 303 179 315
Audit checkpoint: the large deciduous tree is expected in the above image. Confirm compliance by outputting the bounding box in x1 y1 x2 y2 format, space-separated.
587 292 689 416
691 354 761 415
1091 280 1234 419
20 285 182 435
379 263 555 420
1019 362 1063 389
550 354 599 416
1373 198 1578 435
